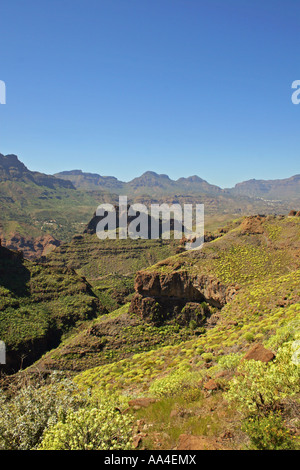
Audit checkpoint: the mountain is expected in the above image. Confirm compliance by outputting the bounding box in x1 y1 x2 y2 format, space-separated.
0 154 75 190
0 152 299 260
128 171 173 190
53 169 124 191
228 174 300 201
175 175 222 194
54 169 224 196
54 167 300 201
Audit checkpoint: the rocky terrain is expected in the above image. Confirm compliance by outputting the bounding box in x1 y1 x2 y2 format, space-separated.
0 233 61 260
9 212 296 451
0 153 299 450
1 153 299 260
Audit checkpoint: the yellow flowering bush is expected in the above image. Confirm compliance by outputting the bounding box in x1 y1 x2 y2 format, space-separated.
39 405 133 450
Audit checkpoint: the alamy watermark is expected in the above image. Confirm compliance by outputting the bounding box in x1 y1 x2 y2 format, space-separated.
0 341 5 364
292 340 300 366
0 80 6 104
291 80 300 105
95 196 204 250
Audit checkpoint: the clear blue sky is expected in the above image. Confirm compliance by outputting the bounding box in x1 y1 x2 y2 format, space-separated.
0 0 299 188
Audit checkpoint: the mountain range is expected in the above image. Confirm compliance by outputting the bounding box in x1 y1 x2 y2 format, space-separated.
0 153 299 259
55 168 300 201
0 153 298 201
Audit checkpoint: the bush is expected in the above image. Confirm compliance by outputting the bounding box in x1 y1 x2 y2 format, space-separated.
242 412 296 450
39 405 133 450
225 338 300 450
266 320 300 351
217 353 241 371
0 373 84 450
244 332 254 343
225 341 300 414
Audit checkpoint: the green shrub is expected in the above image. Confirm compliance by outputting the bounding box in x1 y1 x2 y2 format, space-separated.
242 412 296 450
39 405 133 450
244 332 254 343
217 353 241 371
189 319 197 331
266 320 300 351
201 352 213 363
0 373 83 450
225 341 300 414
225 338 300 450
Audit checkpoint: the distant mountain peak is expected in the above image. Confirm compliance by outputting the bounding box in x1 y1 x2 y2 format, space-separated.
0 153 75 190
141 171 171 179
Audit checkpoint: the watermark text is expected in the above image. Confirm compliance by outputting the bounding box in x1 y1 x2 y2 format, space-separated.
0 80 6 104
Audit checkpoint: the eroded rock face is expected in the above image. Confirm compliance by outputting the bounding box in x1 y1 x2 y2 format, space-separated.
1 234 61 260
129 269 237 323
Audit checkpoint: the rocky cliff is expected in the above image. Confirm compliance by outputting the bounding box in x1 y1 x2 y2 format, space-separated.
129 269 237 324
0 233 61 260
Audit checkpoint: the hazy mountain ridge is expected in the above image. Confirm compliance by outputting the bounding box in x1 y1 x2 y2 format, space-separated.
1 153 299 201
54 169 223 195
227 174 300 200
54 166 299 200
0 153 299 259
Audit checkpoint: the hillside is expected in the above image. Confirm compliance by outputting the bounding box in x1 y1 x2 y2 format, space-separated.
13 214 298 450
33 213 300 371
0 242 103 373
43 232 181 312
228 174 300 202
0 154 119 256
0 154 75 189
1 153 298 261
70 214 300 450
0 214 299 450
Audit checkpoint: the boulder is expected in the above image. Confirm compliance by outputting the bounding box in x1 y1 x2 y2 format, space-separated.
203 379 219 391
243 343 275 363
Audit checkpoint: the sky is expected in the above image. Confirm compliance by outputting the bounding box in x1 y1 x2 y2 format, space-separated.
0 0 299 188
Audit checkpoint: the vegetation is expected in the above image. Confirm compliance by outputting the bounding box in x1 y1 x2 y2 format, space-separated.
39 403 133 450
0 373 83 450
1 214 299 450
0 373 133 451
45 234 180 311
0 246 100 371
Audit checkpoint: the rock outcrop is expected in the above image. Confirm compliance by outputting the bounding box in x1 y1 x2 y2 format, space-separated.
129 269 237 324
1 234 61 260
84 206 185 238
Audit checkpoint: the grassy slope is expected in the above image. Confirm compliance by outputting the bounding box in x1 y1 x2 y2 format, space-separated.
45 235 180 311
71 215 300 449
0 246 101 371
0 180 116 242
